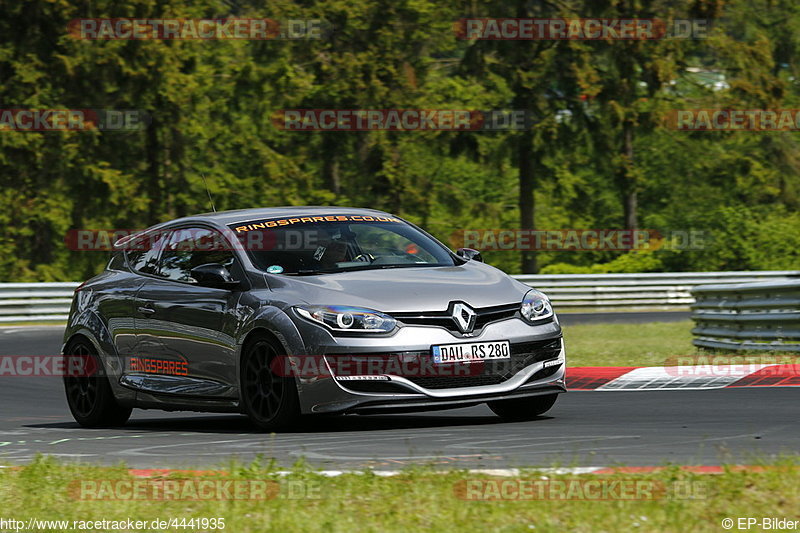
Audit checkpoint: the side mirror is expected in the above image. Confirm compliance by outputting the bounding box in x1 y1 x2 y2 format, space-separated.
456 248 483 262
190 263 240 290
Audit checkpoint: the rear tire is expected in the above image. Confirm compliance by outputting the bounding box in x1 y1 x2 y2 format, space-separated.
63 339 132 428
240 334 300 431
488 393 558 421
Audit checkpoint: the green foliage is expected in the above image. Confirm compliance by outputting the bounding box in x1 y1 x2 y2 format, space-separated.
1 0 800 280
541 250 664 274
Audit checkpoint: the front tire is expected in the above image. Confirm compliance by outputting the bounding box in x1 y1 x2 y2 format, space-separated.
488 393 558 421
240 335 300 431
63 339 132 428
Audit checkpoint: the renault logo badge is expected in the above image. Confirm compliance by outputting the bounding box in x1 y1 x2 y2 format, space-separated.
450 302 477 333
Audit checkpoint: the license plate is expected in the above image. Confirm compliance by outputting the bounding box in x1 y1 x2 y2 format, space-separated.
431 340 511 364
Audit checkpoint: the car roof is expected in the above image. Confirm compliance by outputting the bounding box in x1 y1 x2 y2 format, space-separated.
184 206 398 226
113 206 403 249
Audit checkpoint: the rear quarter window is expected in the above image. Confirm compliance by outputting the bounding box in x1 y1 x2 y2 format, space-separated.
106 252 126 271
125 231 171 275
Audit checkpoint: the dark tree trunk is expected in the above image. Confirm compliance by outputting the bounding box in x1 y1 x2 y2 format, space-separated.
145 114 161 224
322 136 340 195
620 121 637 230
518 130 537 273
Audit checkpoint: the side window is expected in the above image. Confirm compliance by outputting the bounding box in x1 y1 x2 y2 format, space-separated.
350 224 438 263
125 231 170 275
160 227 235 283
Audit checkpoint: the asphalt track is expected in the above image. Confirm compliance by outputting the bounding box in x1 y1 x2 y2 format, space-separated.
1 313 797 470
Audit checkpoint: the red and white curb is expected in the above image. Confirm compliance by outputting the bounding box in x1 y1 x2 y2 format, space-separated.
567 364 800 390
124 466 788 477
0 465 789 476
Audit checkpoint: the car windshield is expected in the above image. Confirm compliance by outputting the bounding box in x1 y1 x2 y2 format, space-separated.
229 215 456 275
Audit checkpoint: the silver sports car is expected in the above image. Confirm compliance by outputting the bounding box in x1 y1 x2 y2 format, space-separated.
63 207 566 430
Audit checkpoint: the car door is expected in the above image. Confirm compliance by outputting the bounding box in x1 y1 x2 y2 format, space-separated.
103 230 170 376
130 226 242 398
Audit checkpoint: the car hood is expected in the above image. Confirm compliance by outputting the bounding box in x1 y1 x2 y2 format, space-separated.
272 262 531 312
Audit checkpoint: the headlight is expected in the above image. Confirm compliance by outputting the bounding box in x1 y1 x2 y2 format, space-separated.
294 305 396 333
520 289 554 322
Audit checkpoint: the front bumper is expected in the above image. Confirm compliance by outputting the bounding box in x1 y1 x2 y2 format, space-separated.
290 315 566 414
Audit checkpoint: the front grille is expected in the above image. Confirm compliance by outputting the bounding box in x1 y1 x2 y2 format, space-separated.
392 303 520 333
404 373 506 389
328 337 562 392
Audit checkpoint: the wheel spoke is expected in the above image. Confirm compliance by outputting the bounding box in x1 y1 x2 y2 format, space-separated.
257 395 266 415
242 340 292 420
65 343 102 417
268 396 277 415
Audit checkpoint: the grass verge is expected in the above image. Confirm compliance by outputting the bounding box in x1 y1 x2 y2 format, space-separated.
1 456 798 532
563 319 800 367
562 320 699 367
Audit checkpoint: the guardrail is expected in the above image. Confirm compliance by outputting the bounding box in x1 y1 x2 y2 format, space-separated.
691 280 800 351
1 270 799 323
520 270 800 309
0 282 79 323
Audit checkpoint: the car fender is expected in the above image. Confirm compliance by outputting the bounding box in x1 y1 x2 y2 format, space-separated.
62 310 137 405
235 304 312 405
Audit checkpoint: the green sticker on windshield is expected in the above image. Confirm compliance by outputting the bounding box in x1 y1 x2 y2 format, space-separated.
266 265 284 274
